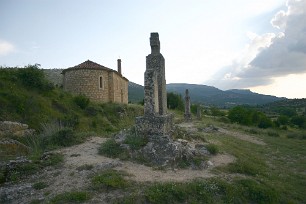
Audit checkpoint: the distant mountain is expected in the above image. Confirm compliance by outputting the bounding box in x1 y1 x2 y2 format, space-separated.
43 69 284 107
128 82 284 107
128 82 144 103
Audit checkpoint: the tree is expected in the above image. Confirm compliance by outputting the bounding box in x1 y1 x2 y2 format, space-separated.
167 92 184 111
228 106 252 125
291 116 306 129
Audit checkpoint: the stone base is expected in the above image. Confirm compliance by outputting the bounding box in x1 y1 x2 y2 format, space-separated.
184 113 192 122
135 114 173 138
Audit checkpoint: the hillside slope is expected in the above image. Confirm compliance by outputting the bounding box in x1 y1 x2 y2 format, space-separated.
128 83 283 107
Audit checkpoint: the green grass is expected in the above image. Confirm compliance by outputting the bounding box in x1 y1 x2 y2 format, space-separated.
143 178 279 204
33 181 48 190
205 143 219 155
98 138 125 158
50 191 91 203
91 169 129 190
0 152 63 184
124 128 148 150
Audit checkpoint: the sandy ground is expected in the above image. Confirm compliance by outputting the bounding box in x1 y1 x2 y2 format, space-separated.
60 136 235 183
2 123 260 203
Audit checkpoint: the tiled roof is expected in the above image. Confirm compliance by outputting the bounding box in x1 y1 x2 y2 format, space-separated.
62 60 114 74
72 60 110 70
62 60 128 81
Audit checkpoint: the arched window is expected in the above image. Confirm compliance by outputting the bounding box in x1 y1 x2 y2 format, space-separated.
99 76 103 89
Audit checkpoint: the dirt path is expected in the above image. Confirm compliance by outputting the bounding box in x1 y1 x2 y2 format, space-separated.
61 137 235 183
178 122 266 146
218 128 266 145
1 132 237 203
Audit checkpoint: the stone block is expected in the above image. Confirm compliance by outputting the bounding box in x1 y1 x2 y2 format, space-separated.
135 114 173 138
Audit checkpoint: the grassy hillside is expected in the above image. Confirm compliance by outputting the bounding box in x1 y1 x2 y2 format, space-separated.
128 82 144 103
0 66 143 133
1 66 306 203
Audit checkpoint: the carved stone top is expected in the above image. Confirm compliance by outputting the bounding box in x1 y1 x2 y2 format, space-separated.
150 32 160 54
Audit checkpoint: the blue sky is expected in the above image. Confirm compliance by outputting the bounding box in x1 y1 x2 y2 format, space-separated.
1 0 306 98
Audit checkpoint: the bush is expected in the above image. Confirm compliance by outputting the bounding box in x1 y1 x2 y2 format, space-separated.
206 144 219 155
287 132 306 140
291 116 306 129
91 170 128 189
257 116 273 129
98 139 124 158
50 191 91 203
33 181 48 190
167 92 184 111
267 131 280 137
73 95 90 109
124 130 148 150
17 64 54 92
49 128 80 147
210 106 226 116
228 106 273 128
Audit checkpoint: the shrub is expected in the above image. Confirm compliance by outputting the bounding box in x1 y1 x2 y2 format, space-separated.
267 131 280 137
33 181 48 190
287 132 306 140
91 170 128 189
206 144 219 155
167 92 184 111
210 106 226 116
228 106 252 125
50 191 91 203
98 139 124 158
124 130 148 150
257 116 273 129
49 128 79 147
17 64 54 92
291 116 306 129
73 95 90 109
145 183 187 204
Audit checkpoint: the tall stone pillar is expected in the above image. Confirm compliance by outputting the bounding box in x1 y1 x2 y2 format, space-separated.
144 33 167 116
136 32 173 137
197 106 202 120
184 89 192 121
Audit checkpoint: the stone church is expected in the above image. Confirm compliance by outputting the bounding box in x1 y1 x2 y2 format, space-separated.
62 59 128 104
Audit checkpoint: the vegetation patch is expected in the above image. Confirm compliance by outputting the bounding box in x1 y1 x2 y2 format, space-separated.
50 191 91 203
287 132 306 140
76 164 94 171
98 138 125 158
124 129 148 150
143 178 279 204
267 130 280 137
205 144 219 155
91 169 128 190
33 181 48 190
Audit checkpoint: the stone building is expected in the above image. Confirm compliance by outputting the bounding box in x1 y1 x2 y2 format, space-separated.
62 59 128 104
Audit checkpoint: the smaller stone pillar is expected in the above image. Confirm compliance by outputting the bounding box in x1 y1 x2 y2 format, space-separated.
184 89 192 121
197 106 202 120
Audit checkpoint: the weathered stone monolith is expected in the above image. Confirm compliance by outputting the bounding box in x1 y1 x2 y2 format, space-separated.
135 33 173 137
197 106 202 120
184 89 192 121
118 33 210 167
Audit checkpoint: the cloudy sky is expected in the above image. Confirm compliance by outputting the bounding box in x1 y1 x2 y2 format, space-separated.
1 0 305 98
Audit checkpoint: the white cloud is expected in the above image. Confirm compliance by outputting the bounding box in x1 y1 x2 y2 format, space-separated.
0 40 15 56
206 0 306 91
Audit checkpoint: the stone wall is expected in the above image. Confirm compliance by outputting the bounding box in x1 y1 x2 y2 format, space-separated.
111 72 128 104
63 68 128 104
